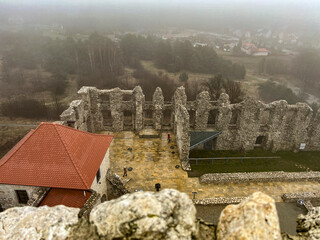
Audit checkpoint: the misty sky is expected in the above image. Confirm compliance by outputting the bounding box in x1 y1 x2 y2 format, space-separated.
0 0 319 33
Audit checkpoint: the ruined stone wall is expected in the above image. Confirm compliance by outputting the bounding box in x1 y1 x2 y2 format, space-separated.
61 86 320 153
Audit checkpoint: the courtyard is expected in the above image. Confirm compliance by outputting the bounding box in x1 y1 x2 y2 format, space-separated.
103 130 320 202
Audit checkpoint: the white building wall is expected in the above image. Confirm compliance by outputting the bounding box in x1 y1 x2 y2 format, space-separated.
90 148 110 203
0 184 40 210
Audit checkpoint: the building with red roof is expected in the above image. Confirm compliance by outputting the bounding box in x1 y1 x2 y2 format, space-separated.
0 122 113 211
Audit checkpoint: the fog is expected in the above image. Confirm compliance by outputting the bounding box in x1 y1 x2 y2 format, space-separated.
0 0 319 33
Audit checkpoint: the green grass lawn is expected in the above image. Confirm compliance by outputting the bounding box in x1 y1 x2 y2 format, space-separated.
188 149 320 177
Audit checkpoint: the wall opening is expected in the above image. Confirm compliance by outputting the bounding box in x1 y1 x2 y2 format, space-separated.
189 110 196 128
230 109 240 125
15 190 29 204
96 168 101 183
102 110 112 126
123 94 132 101
255 135 266 145
144 109 153 126
163 109 172 126
208 110 218 126
260 110 270 125
124 110 133 126
0 203 3 212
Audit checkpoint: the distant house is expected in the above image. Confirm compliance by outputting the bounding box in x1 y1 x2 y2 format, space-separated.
0 122 113 211
252 48 269 56
241 42 268 56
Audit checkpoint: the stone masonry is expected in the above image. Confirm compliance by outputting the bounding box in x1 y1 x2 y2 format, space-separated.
61 86 320 161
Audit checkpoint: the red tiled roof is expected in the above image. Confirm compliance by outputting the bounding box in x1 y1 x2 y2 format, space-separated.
256 48 268 52
0 123 113 189
39 188 92 208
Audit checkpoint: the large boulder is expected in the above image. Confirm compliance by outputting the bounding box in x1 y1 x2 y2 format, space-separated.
0 205 79 240
90 188 197 239
217 191 281 240
296 207 320 239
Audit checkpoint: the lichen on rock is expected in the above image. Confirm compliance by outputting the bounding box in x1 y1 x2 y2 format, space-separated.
217 191 281 240
0 205 79 240
89 188 197 239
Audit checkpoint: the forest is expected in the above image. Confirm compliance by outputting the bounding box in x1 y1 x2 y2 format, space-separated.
0 31 246 119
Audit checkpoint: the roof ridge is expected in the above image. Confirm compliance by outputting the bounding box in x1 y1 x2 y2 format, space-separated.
0 129 36 167
52 124 90 189
47 122 113 137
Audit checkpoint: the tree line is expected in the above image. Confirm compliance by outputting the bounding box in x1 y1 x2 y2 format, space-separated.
120 34 246 80
0 31 246 119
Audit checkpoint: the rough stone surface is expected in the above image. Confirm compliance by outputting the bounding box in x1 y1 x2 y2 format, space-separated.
217 191 281 240
133 86 145 132
90 189 197 239
61 86 320 154
0 205 79 240
200 171 320 184
195 91 210 130
153 87 164 130
296 207 320 239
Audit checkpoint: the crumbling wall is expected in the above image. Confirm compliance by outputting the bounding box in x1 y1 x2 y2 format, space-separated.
61 86 320 152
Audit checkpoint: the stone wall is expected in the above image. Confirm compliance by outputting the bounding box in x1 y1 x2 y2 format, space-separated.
0 184 41 210
5 190 320 240
61 86 320 153
200 171 320 184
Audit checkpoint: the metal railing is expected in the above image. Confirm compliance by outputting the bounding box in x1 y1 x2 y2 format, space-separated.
188 156 281 165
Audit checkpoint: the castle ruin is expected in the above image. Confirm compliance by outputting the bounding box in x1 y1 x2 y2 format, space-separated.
60 86 320 169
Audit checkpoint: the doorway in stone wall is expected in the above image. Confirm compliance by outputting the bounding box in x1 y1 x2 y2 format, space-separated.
163 109 172 128
124 110 133 129
255 135 266 148
144 109 153 126
102 110 112 128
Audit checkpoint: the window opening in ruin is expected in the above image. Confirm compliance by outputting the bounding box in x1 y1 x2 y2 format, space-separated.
124 110 133 126
123 94 132 101
67 120 75 128
96 168 101 183
260 110 270 125
145 109 153 119
230 109 239 125
144 109 153 126
15 190 29 204
102 110 112 126
255 136 265 145
163 109 172 126
0 203 3 212
208 110 218 125
189 110 196 127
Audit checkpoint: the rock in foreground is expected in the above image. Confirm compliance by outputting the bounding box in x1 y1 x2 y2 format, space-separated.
296 206 320 239
0 205 79 240
217 191 281 240
90 188 197 239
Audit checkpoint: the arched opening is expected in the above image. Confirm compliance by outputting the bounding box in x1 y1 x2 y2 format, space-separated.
255 135 266 146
